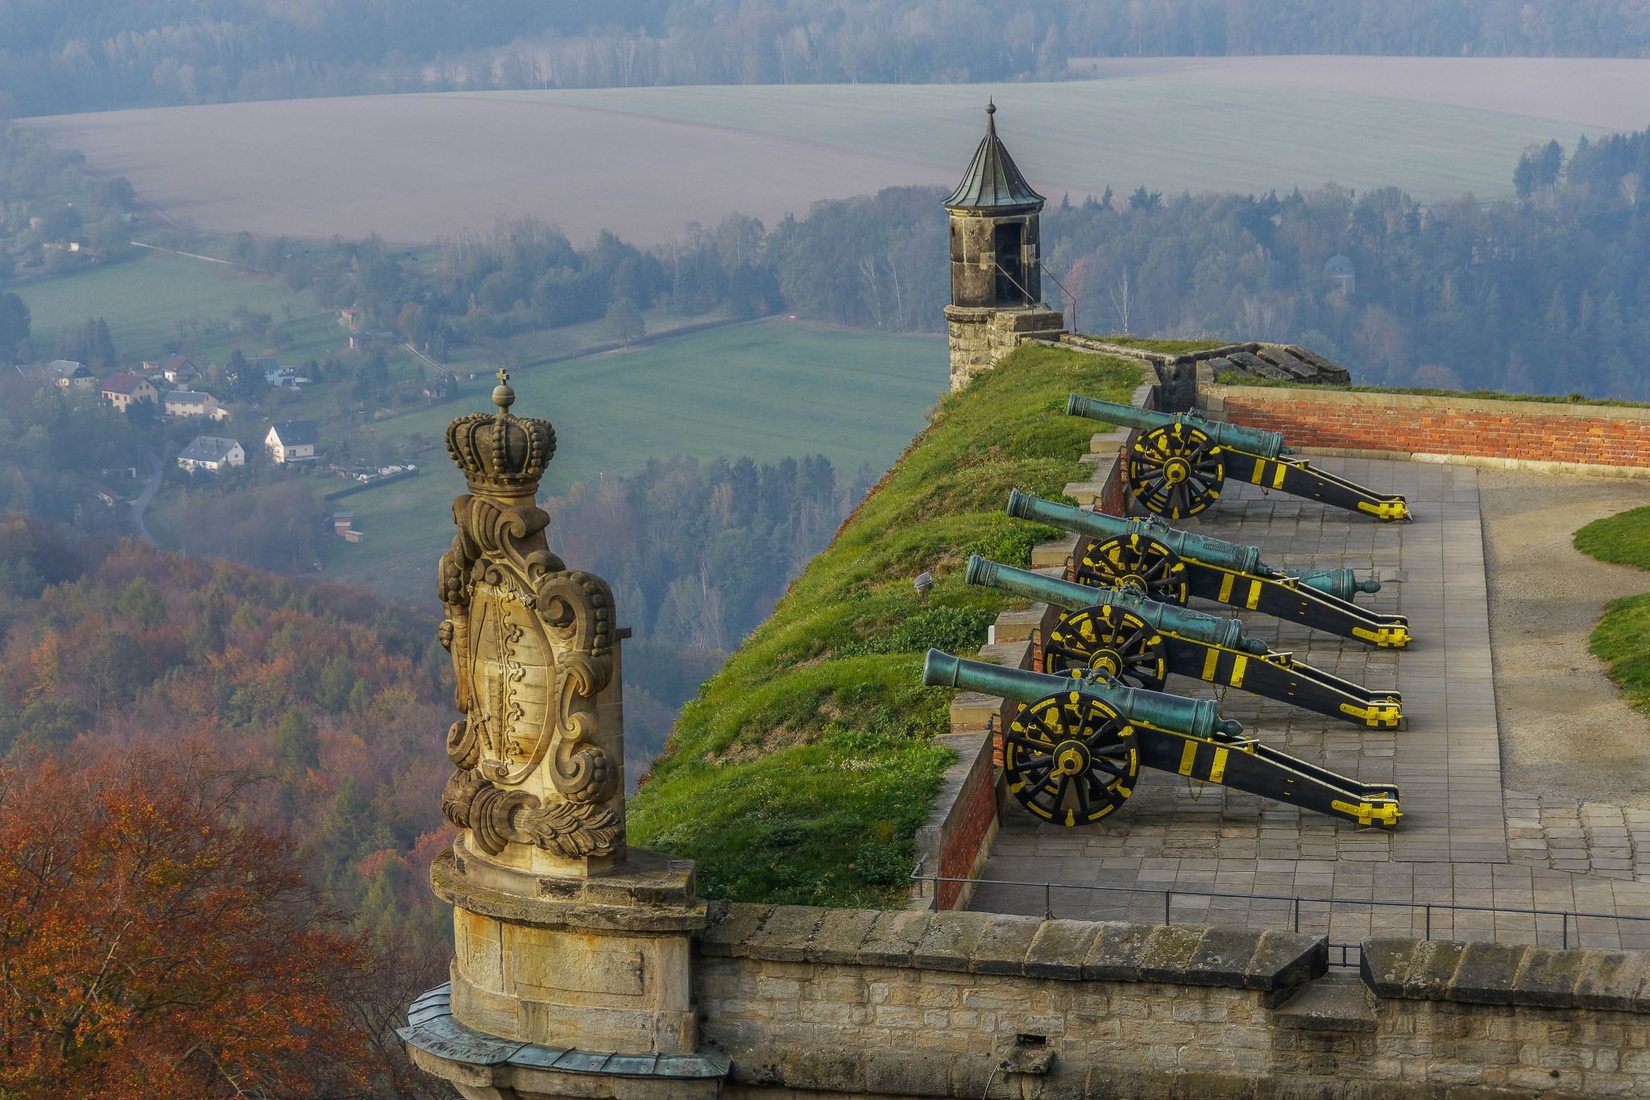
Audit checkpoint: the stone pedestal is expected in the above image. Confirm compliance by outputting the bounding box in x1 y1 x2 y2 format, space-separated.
945 304 1065 391
402 845 725 1100
404 374 726 1099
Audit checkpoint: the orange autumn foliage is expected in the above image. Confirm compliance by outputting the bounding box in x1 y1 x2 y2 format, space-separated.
0 751 375 1098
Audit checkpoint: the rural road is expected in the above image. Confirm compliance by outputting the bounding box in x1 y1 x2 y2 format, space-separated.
130 451 162 545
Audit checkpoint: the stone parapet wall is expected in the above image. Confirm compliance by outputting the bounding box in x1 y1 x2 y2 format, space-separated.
694 903 1650 1098
1204 382 1650 477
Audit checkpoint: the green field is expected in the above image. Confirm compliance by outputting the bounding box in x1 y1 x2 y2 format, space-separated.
15 248 327 360
321 320 946 601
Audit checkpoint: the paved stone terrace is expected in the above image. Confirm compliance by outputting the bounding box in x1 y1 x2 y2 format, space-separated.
971 458 1650 952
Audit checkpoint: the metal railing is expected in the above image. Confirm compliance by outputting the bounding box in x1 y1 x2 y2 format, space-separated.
912 871 1650 966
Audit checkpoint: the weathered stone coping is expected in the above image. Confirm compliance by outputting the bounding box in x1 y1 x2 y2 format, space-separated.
699 902 1326 1001
432 847 707 933
1362 939 1650 1013
1206 380 1650 421
1060 334 1261 366
400 982 729 1078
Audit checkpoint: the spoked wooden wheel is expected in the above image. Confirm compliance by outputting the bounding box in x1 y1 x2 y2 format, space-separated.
1043 606 1168 690
1004 691 1139 827
1074 534 1189 605
1128 424 1225 520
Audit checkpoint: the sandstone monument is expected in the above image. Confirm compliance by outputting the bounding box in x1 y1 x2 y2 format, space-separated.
400 372 727 1098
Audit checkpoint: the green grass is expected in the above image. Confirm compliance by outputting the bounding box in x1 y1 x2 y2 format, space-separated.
1576 506 1650 720
474 79 1613 203
1589 594 1650 719
320 320 947 600
627 343 1140 906
14 249 326 361
1575 506 1650 572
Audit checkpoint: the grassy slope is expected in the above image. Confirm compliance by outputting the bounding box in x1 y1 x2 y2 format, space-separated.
1575 507 1650 718
324 320 946 600
627 344 1141 907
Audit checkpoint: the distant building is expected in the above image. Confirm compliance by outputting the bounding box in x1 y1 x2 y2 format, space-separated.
100 371 159 412
1324 254 1356 296
176 436 245 474
50 360 96 392
160 354 199 385
164 390 228 421
331 512 364 543
266 420 319 464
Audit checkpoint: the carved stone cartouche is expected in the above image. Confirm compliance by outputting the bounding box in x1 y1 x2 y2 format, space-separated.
436 372 621 863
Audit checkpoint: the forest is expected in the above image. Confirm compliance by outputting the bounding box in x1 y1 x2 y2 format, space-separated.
227 132 1650 401
6 1 1650 116
546 453 877 770
0 440 868 1091
0 515 451 1096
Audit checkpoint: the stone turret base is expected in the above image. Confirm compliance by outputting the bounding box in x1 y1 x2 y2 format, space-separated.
407 844 725 1099
945 304 1065 391
401 983 728 1100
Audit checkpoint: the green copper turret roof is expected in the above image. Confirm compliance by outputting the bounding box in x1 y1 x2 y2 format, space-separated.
944 102 1045 214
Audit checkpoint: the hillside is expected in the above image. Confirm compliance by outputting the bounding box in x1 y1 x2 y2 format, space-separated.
0 516 454 954
627 344 1140 906
20 71 1623 245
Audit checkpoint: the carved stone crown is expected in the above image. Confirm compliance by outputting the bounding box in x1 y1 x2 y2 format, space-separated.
445 370 557 495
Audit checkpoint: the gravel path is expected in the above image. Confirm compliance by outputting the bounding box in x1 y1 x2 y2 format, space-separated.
1478 468 1650 806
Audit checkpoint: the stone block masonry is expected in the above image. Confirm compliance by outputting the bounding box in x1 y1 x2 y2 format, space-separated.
1204 383 1650 477
696 902 1650 1098
945 305 1064 391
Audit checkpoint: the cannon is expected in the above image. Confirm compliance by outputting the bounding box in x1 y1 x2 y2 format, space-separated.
1006 491 1410 648
1066 394 1411 522
966 555 1403 728
924 651 1401 828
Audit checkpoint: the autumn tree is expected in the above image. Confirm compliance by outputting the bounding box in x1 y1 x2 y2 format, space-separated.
0 751 376 1099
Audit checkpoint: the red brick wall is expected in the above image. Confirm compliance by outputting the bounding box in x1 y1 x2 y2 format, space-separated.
1215 391 1650 469
935 762 998 910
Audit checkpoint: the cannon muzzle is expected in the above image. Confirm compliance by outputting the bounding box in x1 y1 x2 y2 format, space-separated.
965 555 1266 654
923 649 1242 740
1005 491 1265 576
1066 393 1292 460
1005 492 1378 601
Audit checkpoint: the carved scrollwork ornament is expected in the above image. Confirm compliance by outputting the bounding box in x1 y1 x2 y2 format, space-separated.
434 371 623 861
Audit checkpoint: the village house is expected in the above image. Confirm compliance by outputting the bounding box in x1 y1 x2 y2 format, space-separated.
176 436 245 474
49 360 96 392
100 371 159 412
266 420 319 464
160 354 199 385
163 390 228 421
